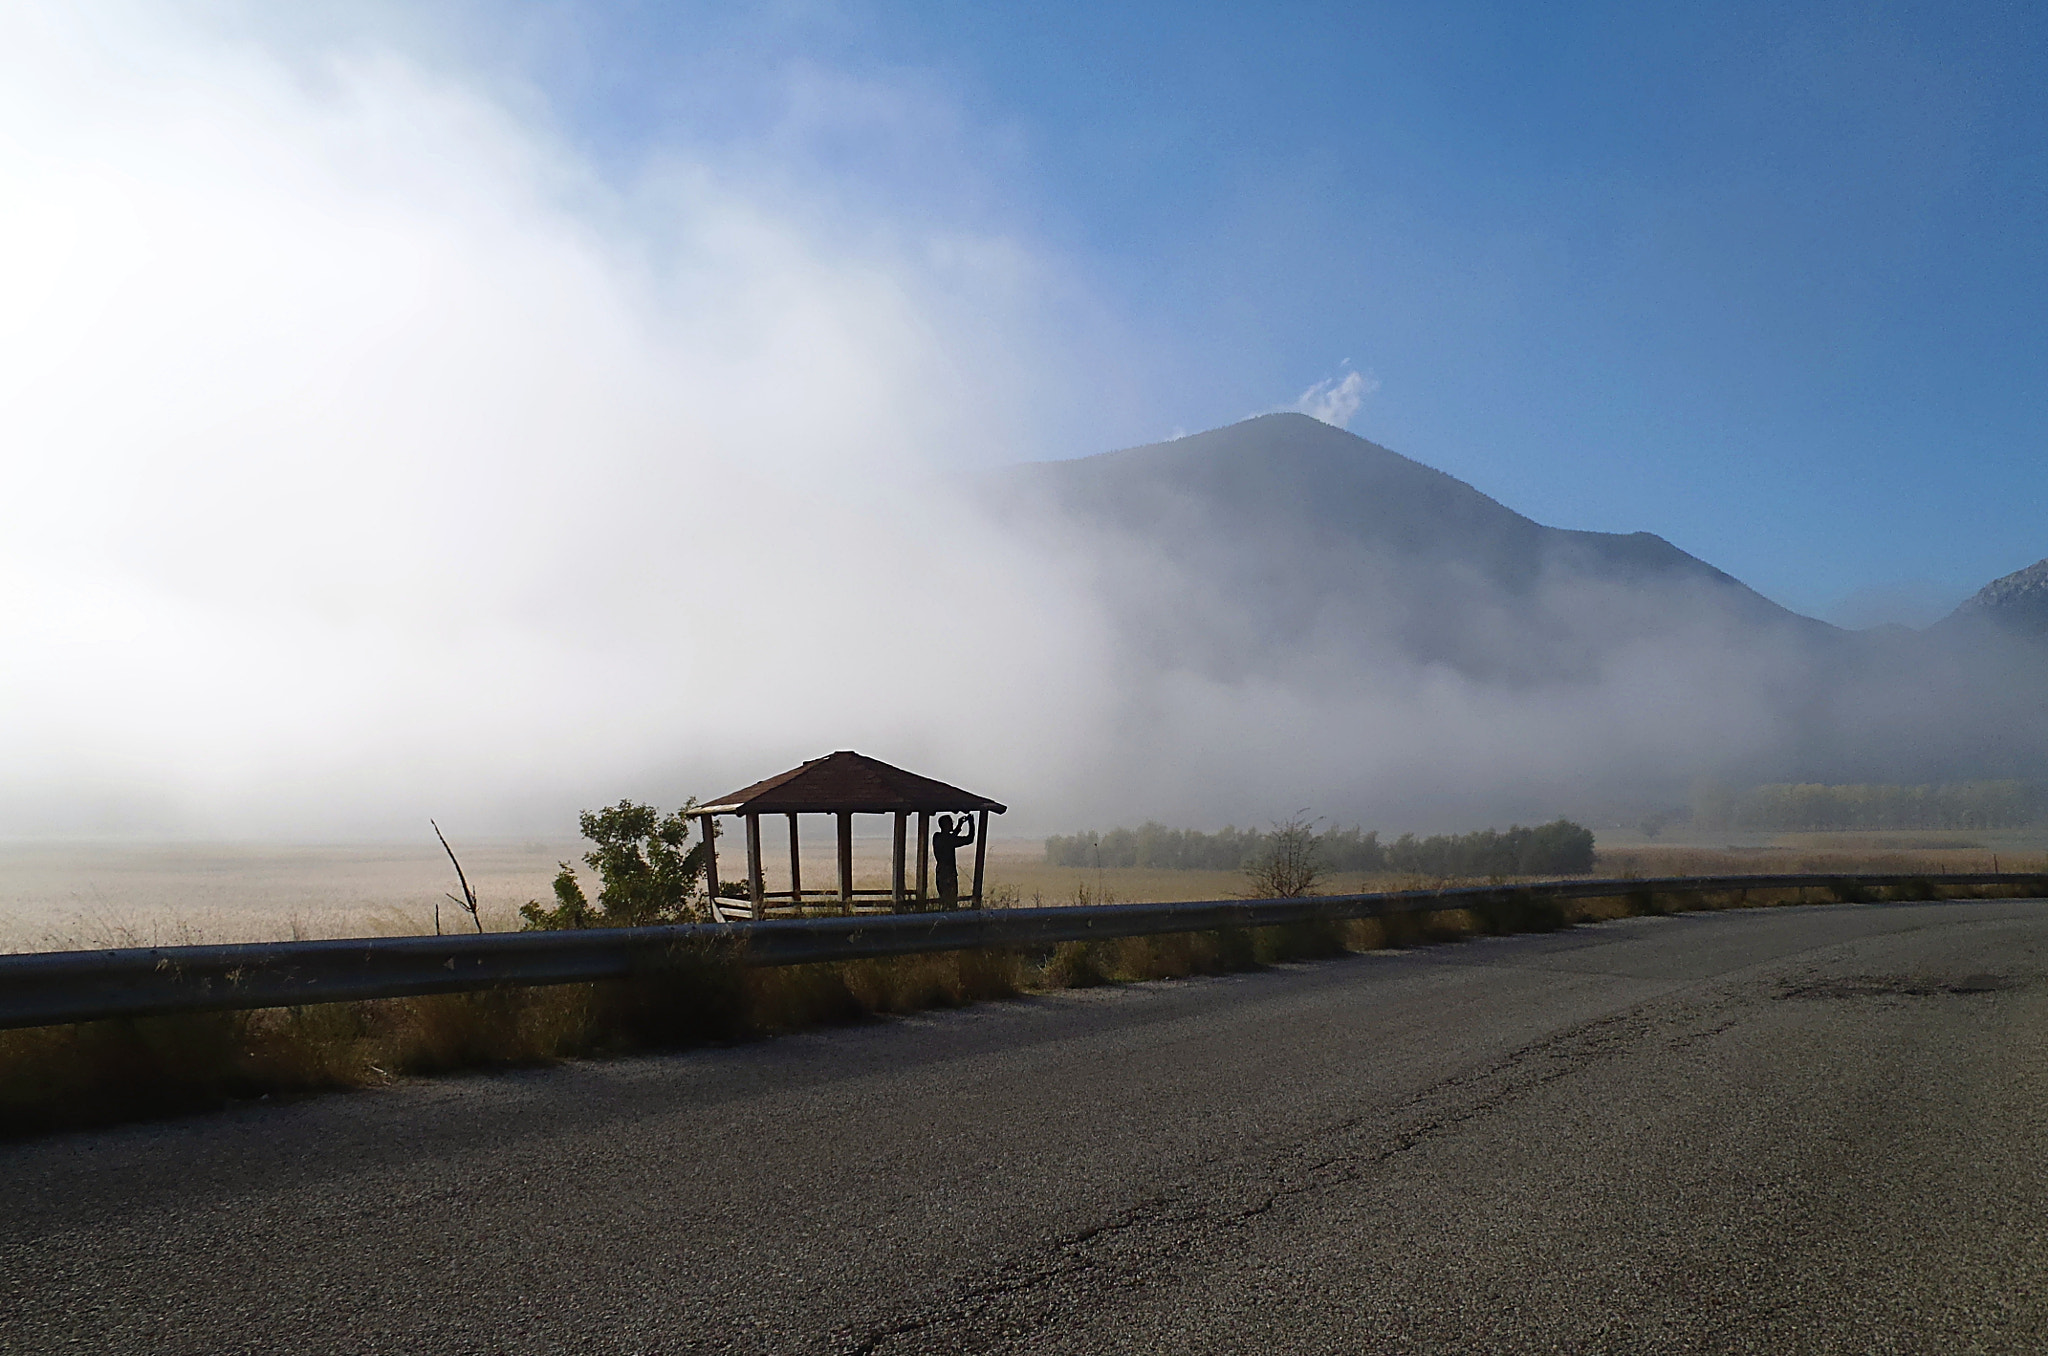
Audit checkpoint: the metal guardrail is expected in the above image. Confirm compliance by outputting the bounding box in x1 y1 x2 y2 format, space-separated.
3 872 2044 1031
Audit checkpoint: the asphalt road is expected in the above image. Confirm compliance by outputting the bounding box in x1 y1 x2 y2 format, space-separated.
6 898 2048 1354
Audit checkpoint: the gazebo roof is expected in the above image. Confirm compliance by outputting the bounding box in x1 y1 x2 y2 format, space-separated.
693 751 1007 817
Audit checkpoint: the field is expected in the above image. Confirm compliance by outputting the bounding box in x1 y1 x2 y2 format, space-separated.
1592 828 2048 876
4 830 2046 955
0 836 1058 951
7 830 2048 1137
0 839 582 952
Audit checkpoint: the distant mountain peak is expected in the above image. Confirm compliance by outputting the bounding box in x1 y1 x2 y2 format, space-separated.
1013 413 1791 607
994 413 1826 685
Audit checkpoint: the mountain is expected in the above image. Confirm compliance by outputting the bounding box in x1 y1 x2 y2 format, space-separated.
985 413 2044 805
996 413 1832 685
1939 557 2048 641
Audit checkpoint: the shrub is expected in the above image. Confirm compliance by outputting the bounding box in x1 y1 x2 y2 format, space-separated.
521 800 711 929
1243 813 1323 898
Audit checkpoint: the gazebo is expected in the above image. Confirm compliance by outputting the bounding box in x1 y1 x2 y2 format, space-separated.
690 751 1007 922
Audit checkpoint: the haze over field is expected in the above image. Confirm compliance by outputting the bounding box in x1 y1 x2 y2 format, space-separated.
998 415 2048 825
0 0 1114 835
3 2 2045 840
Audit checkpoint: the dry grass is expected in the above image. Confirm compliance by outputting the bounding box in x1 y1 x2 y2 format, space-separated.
15 835 2038 957
0 839 580 953
0 941 1024 1138
1595 842 2048 878
990 840 2048 907
6 874 2042 1140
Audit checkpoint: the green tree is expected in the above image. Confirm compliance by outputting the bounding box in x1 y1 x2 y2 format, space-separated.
520 800 710 929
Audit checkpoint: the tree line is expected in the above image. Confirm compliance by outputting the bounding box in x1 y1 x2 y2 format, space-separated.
1044 818 1597 878
1690 781 2043 832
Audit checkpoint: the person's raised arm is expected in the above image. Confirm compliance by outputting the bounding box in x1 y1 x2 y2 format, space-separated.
959 815 976 846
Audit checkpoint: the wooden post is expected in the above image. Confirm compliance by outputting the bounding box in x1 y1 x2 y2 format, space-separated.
745 813 764 914
702 814 720 902
971 809 989 908
837 811 853 914
916 810 930 905
891 811 907 910
787 813 803 907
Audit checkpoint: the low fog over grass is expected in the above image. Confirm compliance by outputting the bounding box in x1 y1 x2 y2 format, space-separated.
3 3 2043 844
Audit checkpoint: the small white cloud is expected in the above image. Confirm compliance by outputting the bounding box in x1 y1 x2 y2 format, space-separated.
1293 369 1379 429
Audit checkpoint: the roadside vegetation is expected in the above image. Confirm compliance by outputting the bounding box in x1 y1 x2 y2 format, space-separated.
517 800 716 929
6 802 2043 1139
6 869 2041 1140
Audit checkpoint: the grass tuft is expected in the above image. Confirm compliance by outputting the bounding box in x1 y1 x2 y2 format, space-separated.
1040 940 1115 988
1468 894 1569 935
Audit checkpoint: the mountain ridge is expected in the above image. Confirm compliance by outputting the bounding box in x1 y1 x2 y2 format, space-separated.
1941 557 2048 639
996 413 1835 684
1012 412 1815 617
984 412 2045 799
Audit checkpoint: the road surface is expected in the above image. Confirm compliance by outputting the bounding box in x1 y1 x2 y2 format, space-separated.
5 898 2048 1353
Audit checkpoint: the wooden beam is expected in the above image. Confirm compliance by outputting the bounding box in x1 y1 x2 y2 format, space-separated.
837 811 853 914
745 813 764 911
916 810 930 906
787 813 802 907
971 809 989 908
702 815 720 902
891 811 907 910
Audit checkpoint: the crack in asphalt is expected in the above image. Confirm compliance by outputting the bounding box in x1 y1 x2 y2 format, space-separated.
1777 972 2021 1000
838 994 1732 1354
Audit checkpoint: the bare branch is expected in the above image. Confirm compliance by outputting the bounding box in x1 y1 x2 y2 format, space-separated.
432 818 485 934
1243 809 1323 899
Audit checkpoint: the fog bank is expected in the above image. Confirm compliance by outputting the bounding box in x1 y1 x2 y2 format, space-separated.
4 3 2040 843
0 1 1127 836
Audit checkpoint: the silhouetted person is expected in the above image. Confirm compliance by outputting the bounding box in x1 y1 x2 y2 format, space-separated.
932 813 975 910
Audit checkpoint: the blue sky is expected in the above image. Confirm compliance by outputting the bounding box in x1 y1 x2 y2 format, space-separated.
477 0 2048 622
